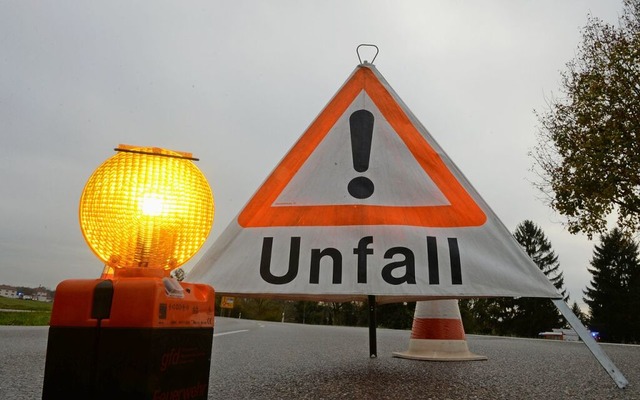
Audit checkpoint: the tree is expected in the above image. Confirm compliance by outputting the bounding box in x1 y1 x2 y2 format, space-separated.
234 298 283 321
459 298 509 336
293 301 323 324
584 228 640 343
461 221 569 337
376 302 415 329
570 301 588 325
533 0 640 238
505 220 568 337
514 220 569 301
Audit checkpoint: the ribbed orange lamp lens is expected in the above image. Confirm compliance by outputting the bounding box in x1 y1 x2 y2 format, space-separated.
79 145 214 276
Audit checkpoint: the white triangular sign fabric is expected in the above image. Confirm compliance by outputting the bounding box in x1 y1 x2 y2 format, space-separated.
188 64 561 303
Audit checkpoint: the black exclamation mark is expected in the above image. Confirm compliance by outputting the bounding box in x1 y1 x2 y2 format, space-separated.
348 109 375 199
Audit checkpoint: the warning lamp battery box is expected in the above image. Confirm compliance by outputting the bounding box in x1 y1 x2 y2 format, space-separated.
43 278 215 400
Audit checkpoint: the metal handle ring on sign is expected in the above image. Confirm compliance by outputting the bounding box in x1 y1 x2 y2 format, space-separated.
357 44 379 65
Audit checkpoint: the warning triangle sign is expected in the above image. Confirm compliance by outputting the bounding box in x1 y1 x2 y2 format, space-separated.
188 64 561 303
238 66 486 228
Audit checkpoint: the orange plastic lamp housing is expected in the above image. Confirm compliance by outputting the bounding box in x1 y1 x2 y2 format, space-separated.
79 145 214 276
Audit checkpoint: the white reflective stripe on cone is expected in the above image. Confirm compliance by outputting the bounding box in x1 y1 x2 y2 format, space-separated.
413 299 461 319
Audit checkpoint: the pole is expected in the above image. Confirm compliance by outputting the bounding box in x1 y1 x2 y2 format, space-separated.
368 295 377 358
552 299 628 389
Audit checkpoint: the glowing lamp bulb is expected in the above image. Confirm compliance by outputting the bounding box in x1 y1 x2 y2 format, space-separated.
140 195 165 216
79 145 214 277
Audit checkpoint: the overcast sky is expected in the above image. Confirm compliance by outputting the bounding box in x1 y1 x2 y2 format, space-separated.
0 1 626 308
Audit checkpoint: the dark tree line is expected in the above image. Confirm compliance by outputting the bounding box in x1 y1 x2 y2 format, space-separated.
216 296 416 330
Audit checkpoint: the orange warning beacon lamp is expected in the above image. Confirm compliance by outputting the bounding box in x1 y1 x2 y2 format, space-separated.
79 144 214 278
43 145 216 400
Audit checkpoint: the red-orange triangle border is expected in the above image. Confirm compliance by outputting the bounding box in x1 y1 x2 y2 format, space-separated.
238 65 487 228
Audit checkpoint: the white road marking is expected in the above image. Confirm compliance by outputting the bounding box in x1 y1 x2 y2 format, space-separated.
213 329 249 337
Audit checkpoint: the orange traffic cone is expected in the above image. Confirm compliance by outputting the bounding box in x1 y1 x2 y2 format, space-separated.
393 299 486 361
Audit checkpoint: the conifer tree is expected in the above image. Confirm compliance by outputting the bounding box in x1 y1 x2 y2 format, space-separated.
570 301 588 325
507 220 568 337
461 221 570 337
514 220 568 300
584 228 640 343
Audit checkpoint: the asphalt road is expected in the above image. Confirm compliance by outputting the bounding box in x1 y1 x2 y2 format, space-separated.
1 318 639 399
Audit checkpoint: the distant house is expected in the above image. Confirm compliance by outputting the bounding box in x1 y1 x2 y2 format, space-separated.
34 289 50 302
0 284 53 301
0 285 19 299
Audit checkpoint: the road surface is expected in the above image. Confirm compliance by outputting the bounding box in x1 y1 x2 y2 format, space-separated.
1 317 638 399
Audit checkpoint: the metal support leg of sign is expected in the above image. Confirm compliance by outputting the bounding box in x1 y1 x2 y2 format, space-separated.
368 295 377 358
552 299 628 389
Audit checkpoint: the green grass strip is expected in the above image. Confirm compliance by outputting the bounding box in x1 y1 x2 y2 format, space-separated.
0 296 53 312
0 311 51 326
